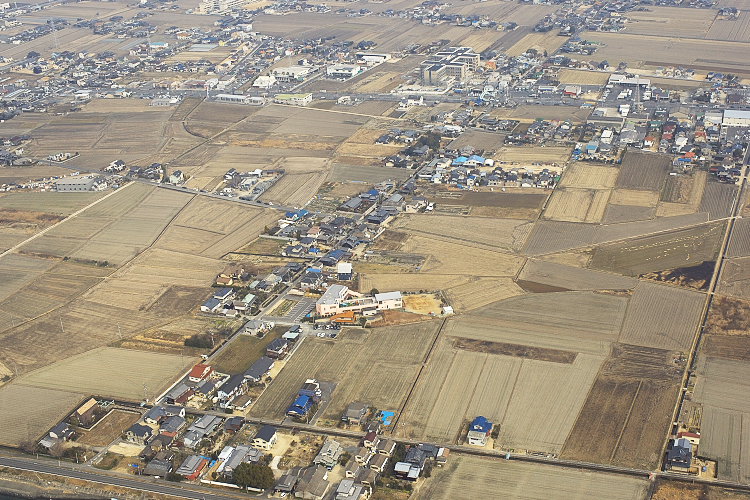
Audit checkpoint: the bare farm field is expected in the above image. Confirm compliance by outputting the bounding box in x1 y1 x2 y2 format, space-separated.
700 181 738 220
543 188 610 223
492 145 571 164
616 150 672 191
420 455 648 500
707 13 750 42
505 30 567 57
399 334 604 454
718 256 750 300
624 7 716 38
559 163 618 190
590 222 724 276
518 259 638 291
561 343 683 469
259 171 327 208
0 384 84 446
391 214 533 253
16 347 193 401
442 291 628 357
618 282 705 351
250 322 439 422
77 409 141 447
0 191 106 215
609 189 660 207
603 204 656 223
556 69 612 85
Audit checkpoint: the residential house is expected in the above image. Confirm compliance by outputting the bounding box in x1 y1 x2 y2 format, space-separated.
224 416 245 434
217 374 247 404
342 402 368 425
369 454 388 472
294 465 330 500
354 446 372 465
362 432 380 450
313 439 344 469
201 297 222 313
376 438 396 456
244 356 275 383
253 425 277 450
159 415 185 436
73 398 99 426
335 479 368 500
467 416 492 446
188 364 213 384
183 414 222 449
143 450 174 477
213 287 234 302
266 338 290 359
223 445 263 478
125 423 152 445
666 438 692 471
176 455 208 480
275 467 301 495
49 422 74 441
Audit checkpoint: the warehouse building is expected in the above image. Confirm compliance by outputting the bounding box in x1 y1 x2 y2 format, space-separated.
55 175 105 192
723 109 750 128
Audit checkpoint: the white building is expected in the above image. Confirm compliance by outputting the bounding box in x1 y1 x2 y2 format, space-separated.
273 93 313 106
326 64 362 79
271 66 313 83
55 175 105 192
723 110 750 128
252 75 277 89
315 285 402 316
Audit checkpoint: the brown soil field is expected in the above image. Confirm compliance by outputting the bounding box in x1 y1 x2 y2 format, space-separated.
703 335 750 362
445 277 525 312
518 259 638 291
15 347 193 401
609 188 660 207
618 282 705 351
640 260 715 291
329 163 412 183
492 145 571 163
727 218 750 258
625 7 716 38
420 455 648 500
505 30 567 57
77 409 141 447
559 163 618 190
430 189 549 209
0 384 84 446
705 295 750 336
403 293 442 315
652 480 750 500
708 13 750 43
590 222 724 276
393 214 533 253
259 171 327 207
250 322 440 422
561 377 681 468
717 256 750 299
448 130 506 152
0 192 106 215
556 69 612 85
700 181 738 220
369 230 410 252
490 106 592 124
543 188 610 223
451 337 577 364
616 150 672 191
603 204 656 223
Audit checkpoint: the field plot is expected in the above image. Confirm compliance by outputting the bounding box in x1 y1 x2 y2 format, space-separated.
0 384 84 446
491 105 592 124
707 13 750 42
718 256 750 300
258 159 328 207
625 7 715 37
693 357 750 483
505 30 567 57
0 192 105 215
603 204 656 223
402 234 525 277
420 455 648 500
77 409 141 447
700 181 738 220
492 145 571 163
329 163 412 183
556 69 611 85
578 32 750 75
445 277 525 312
618 282 705 351
447 130 505 151
615 150 671 191
442 291 628 356
543 188 610 223
590 222 724 276
727 218 750 258
250 322 439 422
399 333 603 454
0 253 56 302
523 220 599 255
559 163 618 190
609 189 660 207
391 214 533 253
518 260 637 291
652 480 750 500
212 329 284 375
561 343 683 469
16 347 193 401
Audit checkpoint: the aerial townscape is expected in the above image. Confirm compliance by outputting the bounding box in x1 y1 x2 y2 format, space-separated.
2 0 750 498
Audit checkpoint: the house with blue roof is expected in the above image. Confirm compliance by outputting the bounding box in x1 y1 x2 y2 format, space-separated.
467 416 493 446
287 395 314 419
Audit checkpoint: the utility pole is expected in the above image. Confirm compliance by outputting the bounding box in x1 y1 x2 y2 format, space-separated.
59 316 65 334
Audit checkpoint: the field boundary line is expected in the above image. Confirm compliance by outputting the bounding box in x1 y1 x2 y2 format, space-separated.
0 183 133 260
389 318 447 435
610 380 642 463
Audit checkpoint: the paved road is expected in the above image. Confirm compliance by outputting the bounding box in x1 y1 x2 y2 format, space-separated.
0 456 259 500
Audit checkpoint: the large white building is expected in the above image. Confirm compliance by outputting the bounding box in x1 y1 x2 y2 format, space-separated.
723 110 750 128
315 285 402 316
271 66 314 83
420 47 479 86
55 175 105 192
198 0 245 14
326 64 362 80
273 93 313 106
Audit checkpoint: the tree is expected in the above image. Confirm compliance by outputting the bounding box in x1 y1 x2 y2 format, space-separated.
27 51 40 60
165 472 183 482
233 463 275 490
369 288 380 296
